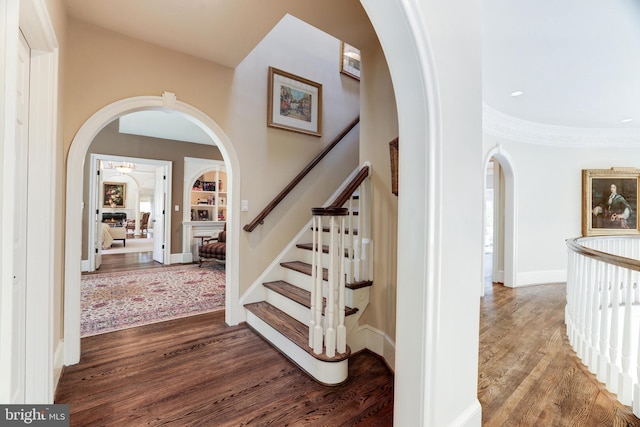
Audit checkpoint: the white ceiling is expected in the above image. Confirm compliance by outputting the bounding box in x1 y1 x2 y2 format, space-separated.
63 0 640 131
484 0 640 129
119 111 214 145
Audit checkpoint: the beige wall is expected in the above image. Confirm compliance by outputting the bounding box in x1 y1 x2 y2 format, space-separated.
63 16 360 295
358 44 399 340
82 120 223 257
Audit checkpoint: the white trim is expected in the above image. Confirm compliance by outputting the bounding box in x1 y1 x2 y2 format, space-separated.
447 401 483 427
0 0 21 404
348 324 396 372
483 103 640 147
64 94 241 365
0 0 59 404
361 0 442 425
88 154 173 272
171 252 193 264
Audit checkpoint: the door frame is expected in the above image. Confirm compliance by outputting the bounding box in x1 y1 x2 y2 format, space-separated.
87 154 172 272
64 93 240 365
0 0 59 403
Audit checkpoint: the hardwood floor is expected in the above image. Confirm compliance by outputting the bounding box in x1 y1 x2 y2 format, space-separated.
93 236 165 274
55 311 394 426
60 257 640 426
479 281 640 426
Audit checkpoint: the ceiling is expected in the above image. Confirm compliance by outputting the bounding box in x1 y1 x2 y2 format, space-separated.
63 0 640 131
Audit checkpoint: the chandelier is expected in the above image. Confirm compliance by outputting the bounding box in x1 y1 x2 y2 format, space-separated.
109 161 136 174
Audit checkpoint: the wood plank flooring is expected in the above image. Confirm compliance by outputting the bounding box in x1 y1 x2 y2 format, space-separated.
479 281 640 426
55 311 394 426
61 255 640 426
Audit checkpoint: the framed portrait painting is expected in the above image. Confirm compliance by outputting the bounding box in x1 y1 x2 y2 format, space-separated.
103 182 125 208
582 168 640 236
340 41 361 80
267 66 322 137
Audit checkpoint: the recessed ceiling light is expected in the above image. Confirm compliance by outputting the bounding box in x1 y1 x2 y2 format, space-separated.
621 118 633 123
510 91 524 97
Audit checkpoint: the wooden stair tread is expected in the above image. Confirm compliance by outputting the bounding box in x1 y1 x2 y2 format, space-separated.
245 301 350 362
281 261 373 289
263 280 358 316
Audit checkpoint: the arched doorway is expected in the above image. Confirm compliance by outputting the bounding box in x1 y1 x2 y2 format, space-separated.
64 93 241 365
484 147 518 288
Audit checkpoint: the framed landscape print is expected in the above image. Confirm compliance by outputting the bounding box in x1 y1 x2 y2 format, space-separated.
582 168 640 236
340 41 361 80
103 182 125 208
267 66 322 137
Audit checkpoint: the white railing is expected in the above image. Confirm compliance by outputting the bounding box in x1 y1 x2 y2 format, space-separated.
566 236 640 415
309 165 372 358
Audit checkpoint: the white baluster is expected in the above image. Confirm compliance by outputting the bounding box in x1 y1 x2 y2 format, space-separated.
619 269 634 404
313 216 324 355
309 216 318 348
608 266 621 393
353 237 361 282
588 260 602 373
345 198 353 284
337 215 347 354
325 216 337 357
598 263 611 382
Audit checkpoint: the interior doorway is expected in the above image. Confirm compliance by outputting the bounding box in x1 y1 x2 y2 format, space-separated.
86 153 171 273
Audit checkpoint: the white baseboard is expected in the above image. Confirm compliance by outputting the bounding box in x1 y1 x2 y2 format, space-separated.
53 339 64 395
81 259 89 272
171 252 193 264
515 269 567 287
448 400 482 427
348 324 396 372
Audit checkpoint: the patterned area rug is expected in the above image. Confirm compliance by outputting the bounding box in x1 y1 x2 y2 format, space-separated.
81 264 225 337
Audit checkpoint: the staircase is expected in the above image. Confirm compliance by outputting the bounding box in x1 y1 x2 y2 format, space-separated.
241 164 372 385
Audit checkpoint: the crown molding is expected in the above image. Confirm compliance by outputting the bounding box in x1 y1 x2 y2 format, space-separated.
483 104 640 147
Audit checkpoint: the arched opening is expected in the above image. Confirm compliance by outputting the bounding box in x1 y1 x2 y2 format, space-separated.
64 94 241 365
484 147 518 288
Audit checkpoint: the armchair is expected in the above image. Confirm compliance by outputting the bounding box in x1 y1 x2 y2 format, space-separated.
198 225 226 266
126 212 150 234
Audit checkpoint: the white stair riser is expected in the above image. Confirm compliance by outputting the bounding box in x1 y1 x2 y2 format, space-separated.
264 287 363 335
279 267 364 309
265 288 310 325
246 310 348 385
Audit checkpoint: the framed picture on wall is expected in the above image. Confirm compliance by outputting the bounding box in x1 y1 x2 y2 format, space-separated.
103 182 125 208
340 41 361 80
582 168 640 236
267 66 322 137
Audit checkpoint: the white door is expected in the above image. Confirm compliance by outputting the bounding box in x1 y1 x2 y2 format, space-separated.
153 167 166 263
11 31 30 403
94 161 103 269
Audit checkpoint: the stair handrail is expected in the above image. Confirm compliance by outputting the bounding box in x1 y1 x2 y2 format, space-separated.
328 165 370 209
243 116 360 232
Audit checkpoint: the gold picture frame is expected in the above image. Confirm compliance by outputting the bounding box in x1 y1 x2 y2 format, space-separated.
267 66 322 137
103 182 125 208
582 168 640 236
340 41 361 80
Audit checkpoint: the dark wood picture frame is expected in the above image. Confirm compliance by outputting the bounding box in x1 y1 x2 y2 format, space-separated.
267 66 322 137
103 182 125 208
582 167 640 236
389 138 398 196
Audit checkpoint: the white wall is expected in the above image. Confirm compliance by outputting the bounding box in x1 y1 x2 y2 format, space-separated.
362 0 483 425
485 123 640 287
